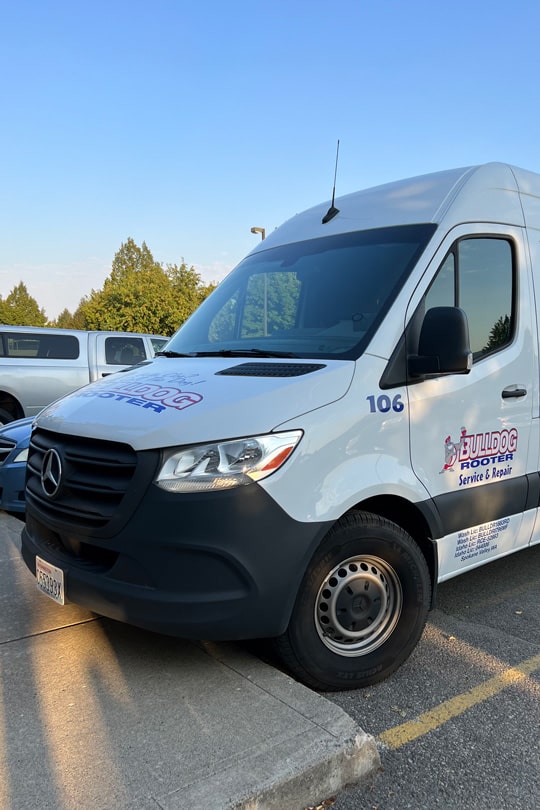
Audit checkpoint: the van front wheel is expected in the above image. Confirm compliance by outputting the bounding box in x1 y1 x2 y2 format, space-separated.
276 512 431 691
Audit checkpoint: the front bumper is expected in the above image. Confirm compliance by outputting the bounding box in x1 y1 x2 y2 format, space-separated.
21 482 331 639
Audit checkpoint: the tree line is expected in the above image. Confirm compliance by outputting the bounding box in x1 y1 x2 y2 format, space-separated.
0 238 217 336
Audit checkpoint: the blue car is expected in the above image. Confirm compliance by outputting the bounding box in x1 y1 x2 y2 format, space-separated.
0 416 33 516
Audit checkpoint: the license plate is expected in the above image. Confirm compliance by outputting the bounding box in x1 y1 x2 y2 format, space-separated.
36 556 65 605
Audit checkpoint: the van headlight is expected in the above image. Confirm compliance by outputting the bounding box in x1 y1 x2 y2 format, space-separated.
155 431 303 493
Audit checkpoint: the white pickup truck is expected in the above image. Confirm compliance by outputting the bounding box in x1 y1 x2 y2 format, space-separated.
0 326 168 423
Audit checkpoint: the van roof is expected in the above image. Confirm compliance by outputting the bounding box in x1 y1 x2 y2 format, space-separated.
257 162 540 250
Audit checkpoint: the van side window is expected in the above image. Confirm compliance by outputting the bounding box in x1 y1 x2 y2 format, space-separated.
3 332 80 359
425 237 514 360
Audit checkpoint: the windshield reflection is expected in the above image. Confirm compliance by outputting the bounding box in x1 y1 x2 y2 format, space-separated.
167 224 437 361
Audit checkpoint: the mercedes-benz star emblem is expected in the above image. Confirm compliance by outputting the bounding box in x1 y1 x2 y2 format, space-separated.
41 448 63 498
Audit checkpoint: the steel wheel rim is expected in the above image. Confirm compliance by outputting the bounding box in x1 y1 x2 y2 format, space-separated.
315 554 403 656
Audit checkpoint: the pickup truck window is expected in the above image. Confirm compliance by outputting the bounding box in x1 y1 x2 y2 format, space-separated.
150 337 168 353
425 237 514 360
1 332 80 359
104 337 146 365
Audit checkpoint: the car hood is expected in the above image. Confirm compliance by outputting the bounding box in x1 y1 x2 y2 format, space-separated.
0 416 34 447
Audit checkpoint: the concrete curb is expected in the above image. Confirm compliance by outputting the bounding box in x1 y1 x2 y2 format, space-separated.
173 642 381 810
1 512 380 810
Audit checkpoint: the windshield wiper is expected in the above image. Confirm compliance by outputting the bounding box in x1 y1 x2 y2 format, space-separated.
193 348 298 359
155 350 196 358
154 351 197 357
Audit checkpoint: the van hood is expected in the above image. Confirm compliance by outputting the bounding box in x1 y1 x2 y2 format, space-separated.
35 357 355 450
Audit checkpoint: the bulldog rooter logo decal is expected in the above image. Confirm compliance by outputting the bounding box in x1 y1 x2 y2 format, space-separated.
440 425 518 486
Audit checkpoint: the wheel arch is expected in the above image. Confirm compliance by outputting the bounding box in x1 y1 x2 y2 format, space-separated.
0 391 24 422
348 494 438 607
276 505 435 690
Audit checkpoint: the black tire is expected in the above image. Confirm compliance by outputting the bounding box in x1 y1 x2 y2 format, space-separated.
275 511 431 691
0 408 14 426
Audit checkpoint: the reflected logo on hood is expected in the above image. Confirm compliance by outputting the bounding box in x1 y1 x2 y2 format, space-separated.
78 380 204 413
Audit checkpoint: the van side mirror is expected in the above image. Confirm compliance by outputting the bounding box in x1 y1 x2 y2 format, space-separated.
408 306 472 377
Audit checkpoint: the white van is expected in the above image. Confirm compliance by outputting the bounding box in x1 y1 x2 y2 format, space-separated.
20 163 540 690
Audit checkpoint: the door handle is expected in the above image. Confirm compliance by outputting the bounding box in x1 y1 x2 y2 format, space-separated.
502 386 527 399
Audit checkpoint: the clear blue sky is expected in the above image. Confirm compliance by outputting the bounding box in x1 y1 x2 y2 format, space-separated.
1 0 540 320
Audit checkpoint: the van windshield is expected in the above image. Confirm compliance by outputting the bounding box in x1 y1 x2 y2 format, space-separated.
167 224 436 360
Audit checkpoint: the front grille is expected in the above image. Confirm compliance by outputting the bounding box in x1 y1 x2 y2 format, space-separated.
26 428 158 531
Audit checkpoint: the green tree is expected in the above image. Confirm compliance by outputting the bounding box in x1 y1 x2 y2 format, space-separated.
483 314 511 354
51 307 83 329
81 269 176 335
239 272 301 338
80 240 178 335
0 282 46 326
80 239 216 336
110 238 158 279
69 298 91 329
166 261 216 324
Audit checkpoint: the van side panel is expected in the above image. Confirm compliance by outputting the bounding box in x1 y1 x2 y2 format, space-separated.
523 221 540 546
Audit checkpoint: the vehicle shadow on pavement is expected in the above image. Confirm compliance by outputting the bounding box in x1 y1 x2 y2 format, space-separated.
1 511 378 810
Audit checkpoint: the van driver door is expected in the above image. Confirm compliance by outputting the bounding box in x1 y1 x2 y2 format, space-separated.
407 226 537 580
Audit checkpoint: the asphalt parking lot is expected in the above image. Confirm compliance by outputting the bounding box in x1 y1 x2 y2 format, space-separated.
2 509 538 809
327 542 540 809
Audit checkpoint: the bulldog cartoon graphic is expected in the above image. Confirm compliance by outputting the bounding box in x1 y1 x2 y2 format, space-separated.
440 426 467 472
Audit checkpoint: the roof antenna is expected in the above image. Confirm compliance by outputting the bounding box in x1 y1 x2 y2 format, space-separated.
322 139 340 224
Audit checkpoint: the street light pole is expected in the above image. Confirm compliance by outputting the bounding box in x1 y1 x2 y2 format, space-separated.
250 227 267 334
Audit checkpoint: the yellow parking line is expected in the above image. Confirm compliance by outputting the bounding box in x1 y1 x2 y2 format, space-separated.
379 652 540 750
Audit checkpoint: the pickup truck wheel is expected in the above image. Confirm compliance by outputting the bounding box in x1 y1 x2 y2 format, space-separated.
0 408 14 425
276 512 431 691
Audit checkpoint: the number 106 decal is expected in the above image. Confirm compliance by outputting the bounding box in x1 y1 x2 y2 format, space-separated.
367 394 405 413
